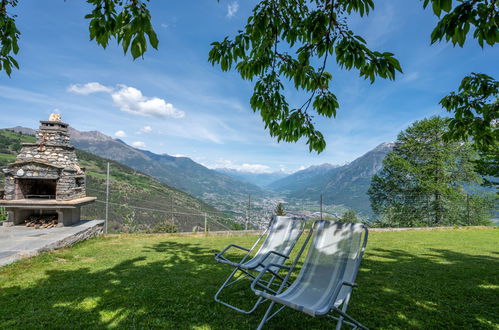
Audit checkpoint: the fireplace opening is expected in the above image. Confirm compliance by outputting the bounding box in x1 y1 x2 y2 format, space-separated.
24 210 59 228
17 178 57 199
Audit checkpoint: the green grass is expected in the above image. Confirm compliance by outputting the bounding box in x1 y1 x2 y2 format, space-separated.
0 229 498 329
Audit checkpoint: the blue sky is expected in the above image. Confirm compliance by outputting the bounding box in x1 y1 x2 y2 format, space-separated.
0 1 497 173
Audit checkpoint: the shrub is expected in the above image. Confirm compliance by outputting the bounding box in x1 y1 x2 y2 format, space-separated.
150 220 178 233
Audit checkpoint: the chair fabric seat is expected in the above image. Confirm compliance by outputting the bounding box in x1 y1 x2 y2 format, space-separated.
214 215 305 315
256 221 365 317
239 216 304 270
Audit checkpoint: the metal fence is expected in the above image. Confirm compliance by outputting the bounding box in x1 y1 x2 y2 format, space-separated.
79 164 247 234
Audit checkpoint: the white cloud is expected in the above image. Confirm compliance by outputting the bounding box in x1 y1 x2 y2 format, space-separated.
67 82 113 95
111 85 185 119
212 159 273 173
114 130 127 138
227 1 239 18
237 163 273 173
132 141 146 149
402 72 420 82
172 154 186 158
67 82 184 120
141 125 152 133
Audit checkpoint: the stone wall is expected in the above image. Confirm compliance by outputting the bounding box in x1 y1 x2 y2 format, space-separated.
16 145 81 171
56 172 86 200
36 121 71 146
1 119 87 201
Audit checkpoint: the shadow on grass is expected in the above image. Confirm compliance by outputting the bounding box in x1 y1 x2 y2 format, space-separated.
0 240 497 329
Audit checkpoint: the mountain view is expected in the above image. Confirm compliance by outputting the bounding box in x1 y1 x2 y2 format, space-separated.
0 129 236 232
215 168 288 188
7 126 268 216
5 126 395 221
272 143 394 215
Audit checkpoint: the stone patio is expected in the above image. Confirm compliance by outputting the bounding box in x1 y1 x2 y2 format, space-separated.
0 220 104 267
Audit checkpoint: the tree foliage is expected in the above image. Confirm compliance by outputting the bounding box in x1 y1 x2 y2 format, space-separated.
341 209 359 223
0 0 20 77
275 202 286 216
85 0 158 59
440 73 498 188
423 0 498 154
441 73 498 149
209 0 402 152
368 116 494 227
422 0 498 47
0 0 158 78
473 149 499 188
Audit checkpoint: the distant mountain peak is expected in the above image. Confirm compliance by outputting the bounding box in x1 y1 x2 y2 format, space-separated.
304 163 339 171
269 142 395 217
373 142 395 151
6 126 35 136
68 127 113 142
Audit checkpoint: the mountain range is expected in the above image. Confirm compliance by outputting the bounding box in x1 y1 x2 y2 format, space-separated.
215 168 288 188
7 126 266 214
6 126 394 218
269 143 394 215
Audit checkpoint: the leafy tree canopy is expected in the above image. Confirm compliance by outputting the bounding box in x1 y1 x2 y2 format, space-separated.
440 73 498 188
340 209 359 223
0 0 158 77
368 116 495 227
209 0 402 152
274 202 286 216
441 73 498 150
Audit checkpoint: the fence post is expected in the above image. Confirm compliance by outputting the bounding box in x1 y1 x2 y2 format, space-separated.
320 194 323 220
105 162 110 234
204 213 207 234
245 194 251 230
171 195 174 224
466 194 470 225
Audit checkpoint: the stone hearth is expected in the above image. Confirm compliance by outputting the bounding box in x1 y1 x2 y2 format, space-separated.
0 114 96 227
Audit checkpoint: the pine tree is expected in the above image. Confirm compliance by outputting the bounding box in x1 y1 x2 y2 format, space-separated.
275 203 286 216
368 116 494 227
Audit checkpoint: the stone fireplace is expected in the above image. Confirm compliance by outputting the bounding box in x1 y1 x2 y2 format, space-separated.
0 114 96 227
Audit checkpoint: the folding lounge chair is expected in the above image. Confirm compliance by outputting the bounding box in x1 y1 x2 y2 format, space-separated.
214 216 306 314
251 220 369 330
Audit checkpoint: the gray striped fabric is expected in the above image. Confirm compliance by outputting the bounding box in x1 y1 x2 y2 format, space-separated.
261 221 365 316
242 216 304 271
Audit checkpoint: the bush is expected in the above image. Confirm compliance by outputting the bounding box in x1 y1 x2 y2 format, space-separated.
149 220 178 233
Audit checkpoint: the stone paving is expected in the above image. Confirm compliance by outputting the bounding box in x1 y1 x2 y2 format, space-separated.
0 220 104 267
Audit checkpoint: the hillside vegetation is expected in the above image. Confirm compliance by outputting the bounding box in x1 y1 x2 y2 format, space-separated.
0 130 236 232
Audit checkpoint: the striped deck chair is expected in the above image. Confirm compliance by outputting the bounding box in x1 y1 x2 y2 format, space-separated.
214 216 306 314
251 220 369 329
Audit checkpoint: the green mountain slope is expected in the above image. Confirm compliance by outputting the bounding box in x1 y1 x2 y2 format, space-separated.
0 130 236 232
270 143 394 216
66 129 267 200
270 163 340 192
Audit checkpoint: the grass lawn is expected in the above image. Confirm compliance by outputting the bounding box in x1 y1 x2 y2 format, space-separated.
0 228 498 329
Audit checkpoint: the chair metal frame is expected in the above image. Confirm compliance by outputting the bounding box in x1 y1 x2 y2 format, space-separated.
251 220 369 330
214 216 306 314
